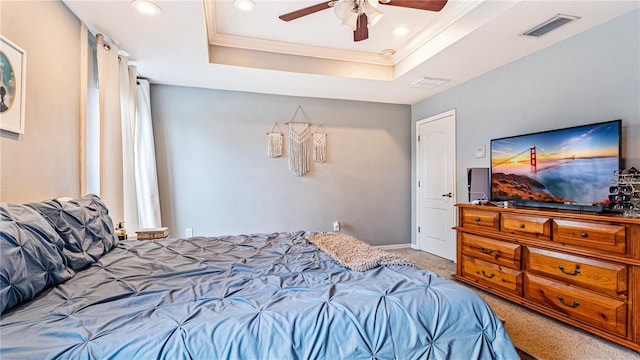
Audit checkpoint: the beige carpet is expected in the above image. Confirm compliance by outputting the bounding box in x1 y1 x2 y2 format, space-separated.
388 248 640 360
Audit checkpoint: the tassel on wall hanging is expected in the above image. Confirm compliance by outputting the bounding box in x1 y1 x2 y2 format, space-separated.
312 125 327 163
282 105 311 176
288 122 310 176
266 123 283 158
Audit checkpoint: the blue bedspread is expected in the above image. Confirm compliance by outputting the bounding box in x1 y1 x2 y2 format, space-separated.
1 231 518 359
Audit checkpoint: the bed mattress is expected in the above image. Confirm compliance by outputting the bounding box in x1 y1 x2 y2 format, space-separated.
1 231 518 359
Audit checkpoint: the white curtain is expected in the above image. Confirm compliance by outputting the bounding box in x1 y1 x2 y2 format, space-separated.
133 79 161 228
120 57 139 232
95 34 161 232
96 36 124 225
85 29 100 197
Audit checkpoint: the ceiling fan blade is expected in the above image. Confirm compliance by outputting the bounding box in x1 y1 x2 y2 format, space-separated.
354 13 369 42
379 0 448 12
279 1 333 22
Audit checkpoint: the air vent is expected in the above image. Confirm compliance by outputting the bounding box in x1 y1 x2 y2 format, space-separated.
409 77 450 89
523 14 580 37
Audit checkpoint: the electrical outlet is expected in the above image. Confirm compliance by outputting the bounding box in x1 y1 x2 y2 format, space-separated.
333 221 340 232
185 228 193 237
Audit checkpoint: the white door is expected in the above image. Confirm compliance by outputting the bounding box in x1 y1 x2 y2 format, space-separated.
416 110 457 260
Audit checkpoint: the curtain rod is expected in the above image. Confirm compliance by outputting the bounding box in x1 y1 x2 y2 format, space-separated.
95 33 111 51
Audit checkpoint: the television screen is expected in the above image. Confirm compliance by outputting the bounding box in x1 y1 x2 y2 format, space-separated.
490 119 621 207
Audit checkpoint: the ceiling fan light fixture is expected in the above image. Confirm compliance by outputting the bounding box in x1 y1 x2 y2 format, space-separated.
334 0 383 30
278 0 446 42
363 1 384 27
341 10 360 31
233 0 256 12
333 0 352 20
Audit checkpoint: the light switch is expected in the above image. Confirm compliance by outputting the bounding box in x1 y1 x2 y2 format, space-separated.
475 145 486 158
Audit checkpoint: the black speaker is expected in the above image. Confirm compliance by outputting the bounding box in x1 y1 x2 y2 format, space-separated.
467 168 490 202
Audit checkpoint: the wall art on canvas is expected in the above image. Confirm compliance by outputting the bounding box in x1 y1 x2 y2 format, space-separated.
0 35 26 134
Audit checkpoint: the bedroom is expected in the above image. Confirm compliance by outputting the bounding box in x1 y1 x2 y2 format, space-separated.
1 0 639 358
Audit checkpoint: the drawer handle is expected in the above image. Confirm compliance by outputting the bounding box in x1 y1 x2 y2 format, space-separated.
481 270 496 279
580 232 588 238
519 224 525 229
475 217 481 222
557 295 580 308
480 246 495 255
558 265 581 276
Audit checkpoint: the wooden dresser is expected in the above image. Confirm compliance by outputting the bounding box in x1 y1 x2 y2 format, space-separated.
454 204 640 352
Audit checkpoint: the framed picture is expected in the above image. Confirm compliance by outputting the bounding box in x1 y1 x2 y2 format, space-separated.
0 35 26 134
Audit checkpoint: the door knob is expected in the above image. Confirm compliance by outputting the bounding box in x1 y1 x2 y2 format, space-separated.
441 192 453 198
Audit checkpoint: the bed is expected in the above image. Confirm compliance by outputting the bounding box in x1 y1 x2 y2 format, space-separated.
1 195 519 359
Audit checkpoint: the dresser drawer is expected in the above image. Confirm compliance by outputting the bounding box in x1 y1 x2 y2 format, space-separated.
524 274 627 337
524 247 627 297
501 213 551 240
461 233 521 269
462 209 500 231
553 219 626 254
461 255 522 295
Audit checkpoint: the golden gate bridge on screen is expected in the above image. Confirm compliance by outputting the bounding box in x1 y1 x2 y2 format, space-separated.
492 146 574 174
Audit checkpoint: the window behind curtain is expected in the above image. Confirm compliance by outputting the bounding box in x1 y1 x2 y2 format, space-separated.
86 30 100 196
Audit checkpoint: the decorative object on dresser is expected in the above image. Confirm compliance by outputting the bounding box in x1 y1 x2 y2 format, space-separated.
454 204 640 352
610 167 640 217
467 167 490 202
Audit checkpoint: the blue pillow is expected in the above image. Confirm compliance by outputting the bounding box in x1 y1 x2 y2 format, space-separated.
27 194 119 271
0 203 74 314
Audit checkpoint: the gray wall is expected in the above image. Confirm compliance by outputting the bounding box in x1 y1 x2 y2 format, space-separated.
151 86 411 245
411 10 640 244
0 1 81 202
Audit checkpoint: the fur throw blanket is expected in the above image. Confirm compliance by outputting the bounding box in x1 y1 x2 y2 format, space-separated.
306 233 414 272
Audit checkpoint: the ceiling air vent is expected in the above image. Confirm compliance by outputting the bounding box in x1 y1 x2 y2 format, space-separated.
409 77 450 89
523 14 580 37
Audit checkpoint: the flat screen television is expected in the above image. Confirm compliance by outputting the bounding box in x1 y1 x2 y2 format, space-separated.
490 119 621 211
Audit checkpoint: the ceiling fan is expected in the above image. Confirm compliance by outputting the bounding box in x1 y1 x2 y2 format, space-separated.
278 0 448 42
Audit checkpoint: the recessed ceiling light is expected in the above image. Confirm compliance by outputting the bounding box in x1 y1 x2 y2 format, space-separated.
131 0 161 16
380 49 395 57
392 26 410 36
233 0 256 11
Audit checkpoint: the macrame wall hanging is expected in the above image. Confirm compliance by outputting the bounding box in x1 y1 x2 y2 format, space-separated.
266 123 283 158
312 125 327 163
288 122 310 176
287 106 310 176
